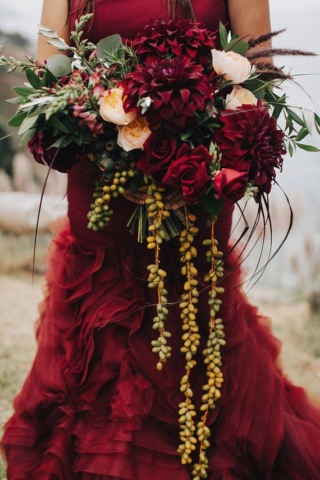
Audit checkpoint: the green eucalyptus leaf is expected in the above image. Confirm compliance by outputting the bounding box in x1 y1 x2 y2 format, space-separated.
47 54 72 77
29 104 52 117
97 34 123 59
271 103 284 120
314 112 320 127
8 111 28 127
25 68 41 89
225 37 248 56
314 118 320 135
12 86 35 97
253 88 266 101
286 107 305 127
302 110 314 135
50 136 68 149
6 96 26 105
285 117 294 135
49 116 69 133
59 137 73 147
296 143 320 152
19 127 37 146
180 130 193 141
41 70 58 86
219 22 228 50
72 135 84 145
18 115 39 135
199 194 223 217
245 78 266 100
47 38 69 51
295 127 309 142
287 140 294 157
38 25 61 39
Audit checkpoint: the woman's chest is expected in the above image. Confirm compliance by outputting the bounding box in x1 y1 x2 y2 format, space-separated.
70 0 228 42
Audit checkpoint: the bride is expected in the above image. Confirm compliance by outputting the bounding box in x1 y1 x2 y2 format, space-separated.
1 0 320 479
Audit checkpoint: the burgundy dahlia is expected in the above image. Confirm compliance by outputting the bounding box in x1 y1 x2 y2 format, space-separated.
133 19 216 68
214 103 286 193
122 57 213 133
28 130 82 173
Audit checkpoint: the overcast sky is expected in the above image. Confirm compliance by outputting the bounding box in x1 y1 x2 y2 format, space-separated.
0 0 42 43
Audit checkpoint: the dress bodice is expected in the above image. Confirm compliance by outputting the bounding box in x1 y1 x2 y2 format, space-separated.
70 0 229 42
67 0 232 254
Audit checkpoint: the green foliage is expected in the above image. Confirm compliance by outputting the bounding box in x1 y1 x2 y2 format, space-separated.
199 194 223 217
97 34 123 60
1 14 319 179
47 54 72 77
263 89 320 155
8 111 28 127
219 22 228 50
219 22 248 55
25 68 42 89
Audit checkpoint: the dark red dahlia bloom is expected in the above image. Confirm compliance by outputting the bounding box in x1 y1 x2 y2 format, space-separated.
137 131 177 176
161 144 212 204
213 168 248 204
122 57 213 133
214 103 286 193
133 19 216 68
28 130 82 173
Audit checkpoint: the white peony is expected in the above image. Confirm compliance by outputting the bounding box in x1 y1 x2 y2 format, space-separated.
211 49 252 84
225 85 258 110
99 87 136 125
117 116 151 152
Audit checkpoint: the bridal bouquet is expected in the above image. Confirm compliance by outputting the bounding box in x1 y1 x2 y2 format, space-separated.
1 15 319 478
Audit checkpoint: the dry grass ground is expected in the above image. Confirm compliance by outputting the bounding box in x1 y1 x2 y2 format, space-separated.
0 272 320 478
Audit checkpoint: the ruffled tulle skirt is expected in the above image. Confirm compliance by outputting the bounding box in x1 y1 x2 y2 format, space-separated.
2 218 320 479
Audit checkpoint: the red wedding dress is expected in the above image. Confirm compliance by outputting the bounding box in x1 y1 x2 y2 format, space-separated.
2 1 320 479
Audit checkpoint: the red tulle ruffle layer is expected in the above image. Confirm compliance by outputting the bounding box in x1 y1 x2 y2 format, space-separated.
2 218 320 479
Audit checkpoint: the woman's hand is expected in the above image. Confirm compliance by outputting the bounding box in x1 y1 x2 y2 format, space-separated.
164 189 185 210
123 191 150 205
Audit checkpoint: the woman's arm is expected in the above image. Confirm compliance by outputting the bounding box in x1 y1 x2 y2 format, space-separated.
228 0 272 40
36 0 70 61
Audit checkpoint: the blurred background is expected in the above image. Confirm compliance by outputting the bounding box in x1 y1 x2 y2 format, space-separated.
0 0 67 273
0 2 320 477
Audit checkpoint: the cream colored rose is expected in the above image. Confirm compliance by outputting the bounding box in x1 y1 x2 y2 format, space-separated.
225 86 258 110
117 116 151 151
99 88 136 125
211 49 252 84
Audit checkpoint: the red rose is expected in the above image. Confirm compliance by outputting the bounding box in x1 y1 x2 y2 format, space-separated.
161 144 212 204
213 168 248 204
137 131 177 176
